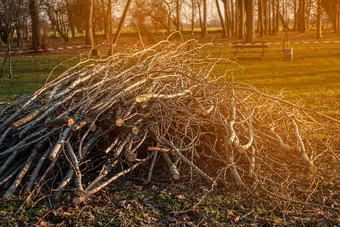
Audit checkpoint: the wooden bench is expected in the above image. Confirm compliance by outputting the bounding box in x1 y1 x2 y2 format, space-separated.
232 44 268 60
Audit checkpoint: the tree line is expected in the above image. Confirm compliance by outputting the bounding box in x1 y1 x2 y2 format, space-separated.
0 0 340 49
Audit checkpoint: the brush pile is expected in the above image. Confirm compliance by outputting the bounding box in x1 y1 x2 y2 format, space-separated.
0 40 339 208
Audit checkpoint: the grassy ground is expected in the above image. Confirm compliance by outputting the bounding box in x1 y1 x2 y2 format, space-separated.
0 32 340 225
213 42 340 118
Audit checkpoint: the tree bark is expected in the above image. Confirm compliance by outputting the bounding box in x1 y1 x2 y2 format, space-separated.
238 0 245 39
297 0 306 33
264 0 267 34
245 0 255 42
317 0 322 38
203 0 208 36
176 0 181 32
28 0 40 49
113 0 132 45
101 0 109 39
108 0 113 55
268 0 272 34
217 0 227 38
230 0 235 37
87 0 98 55
191 0 196 37
275 0 280 34
259 0 264 37
272 0 276 34
336 1 340 33
197 0 204 37
226 0 231 37
293 0 297 31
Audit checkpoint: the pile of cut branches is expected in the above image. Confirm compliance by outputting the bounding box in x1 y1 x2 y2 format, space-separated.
0 40 339 210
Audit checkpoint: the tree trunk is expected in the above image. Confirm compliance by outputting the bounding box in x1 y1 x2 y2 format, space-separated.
71 26 76 38
191 0 196 37
264 0 267 34
245 0 255 42
317 0 322 38
259 0 264 37
101 0 109 39
297 0 306 33
88 0 98 55
197 0 204 37
222 0 231 37
268 0 272 34
113 0 132 45
230 0 235 37
336 2 340 33
217 0 227 38
281 0 287 31
275 0 280 34
28 0 40 49
108 0 113 55
238 0 245 39
203 0 208 36
293 0 297 31
175 0 183 32
226 0 231 37
272 0 275 34
235 0 239 36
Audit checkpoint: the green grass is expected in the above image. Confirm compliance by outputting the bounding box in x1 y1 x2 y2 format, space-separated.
205 42 340 118
0 53 84 102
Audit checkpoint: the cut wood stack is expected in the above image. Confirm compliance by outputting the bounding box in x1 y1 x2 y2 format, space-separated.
0 40 339 207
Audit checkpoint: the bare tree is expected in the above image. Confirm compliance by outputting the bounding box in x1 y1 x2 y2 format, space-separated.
297 0 306 32
231 0 235 37
197 0 204 36
175 0 182 32
238 0 245 39
100 0 109 39
221 0 231 37
275 0 280 34
216 0 227 38
321 0 340 33
317 0 322 38
43 0 70 42
258 0 264 36
191 0 196 37
29 0 41 49
87 0 99 55
245 0 255 42
108 0 113 54
202 0 208 36
113 0 133 45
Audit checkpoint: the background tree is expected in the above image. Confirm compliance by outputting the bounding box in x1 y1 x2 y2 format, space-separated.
221 0 232 37
238 0 245 39
202 0 208 36
258 0 265 37
216 0 227 38
245 0 255 42
275 0 280 34
321 0 340 33
175 0 181 32
297 0 306 32
0 0 23 44
112 0 133 45
317 0 322 38
29 0 41 49
43 0 71 42
191 0 196 37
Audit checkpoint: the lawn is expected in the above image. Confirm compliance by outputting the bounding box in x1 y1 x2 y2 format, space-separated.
0 32 339 225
